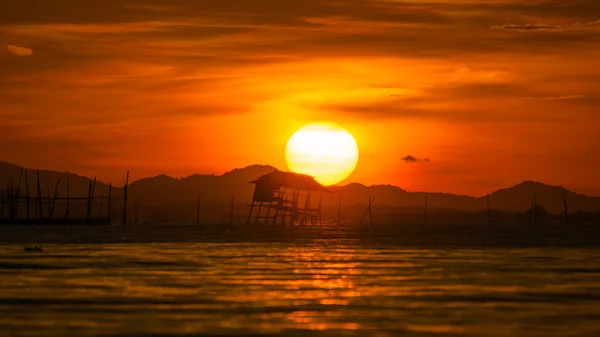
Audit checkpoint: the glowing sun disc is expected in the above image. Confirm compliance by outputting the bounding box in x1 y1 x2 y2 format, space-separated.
285 122 359 185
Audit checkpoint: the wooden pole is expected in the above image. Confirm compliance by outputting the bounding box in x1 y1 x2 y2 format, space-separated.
86 180 93 221
424 195 428 225
122 171 129 226
25 170 30 220
264 200 272 225
49 179 60 219
317 193 323 225
359 196 374 225
36 171 42 219
561 186 570 226
87 177 96 221
229 195 234 225
196 193 200 225
246 201 254 225
107 183 112 225
337 192 342 226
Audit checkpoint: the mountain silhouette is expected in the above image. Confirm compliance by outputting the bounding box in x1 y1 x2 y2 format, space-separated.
1 161 599 223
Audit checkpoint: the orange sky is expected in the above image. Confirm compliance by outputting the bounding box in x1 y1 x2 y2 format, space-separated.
1 0 600 196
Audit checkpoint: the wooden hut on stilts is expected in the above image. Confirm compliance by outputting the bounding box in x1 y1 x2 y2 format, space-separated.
246 171 329 225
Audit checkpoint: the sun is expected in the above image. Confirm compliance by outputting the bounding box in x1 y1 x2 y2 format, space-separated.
285 122 359 186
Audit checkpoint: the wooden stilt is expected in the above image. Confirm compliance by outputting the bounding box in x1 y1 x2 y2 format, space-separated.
273 188 286 225
49 180 60 219
246 202 255 225
264 200 272 225
254 202 263 224
122 171 129 226
561 186 569 226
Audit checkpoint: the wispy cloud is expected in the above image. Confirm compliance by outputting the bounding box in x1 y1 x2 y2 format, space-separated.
7 45 32 56
491 24 561 31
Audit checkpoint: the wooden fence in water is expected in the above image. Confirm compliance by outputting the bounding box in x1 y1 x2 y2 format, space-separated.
0 169 130 226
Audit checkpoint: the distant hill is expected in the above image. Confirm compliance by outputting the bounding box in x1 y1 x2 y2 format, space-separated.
1 161 599 220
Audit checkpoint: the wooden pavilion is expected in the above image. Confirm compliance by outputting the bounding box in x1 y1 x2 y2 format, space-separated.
246 171 330 225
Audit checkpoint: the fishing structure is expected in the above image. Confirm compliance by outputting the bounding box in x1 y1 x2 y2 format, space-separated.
0 168 129 226
246 171 329 225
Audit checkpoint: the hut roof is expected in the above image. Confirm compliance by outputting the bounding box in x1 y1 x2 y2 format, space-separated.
251 170 330 192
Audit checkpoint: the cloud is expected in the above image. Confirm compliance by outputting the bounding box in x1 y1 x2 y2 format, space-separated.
491 24 561 31
402 155 430 163
542 95 588 100
7 45 32 56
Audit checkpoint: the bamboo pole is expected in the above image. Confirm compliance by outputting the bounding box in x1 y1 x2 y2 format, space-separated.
122 171 129 226
229 195 234 225
49 179 60 219
561 186 570 226
107 183 112 225
25 170 30 220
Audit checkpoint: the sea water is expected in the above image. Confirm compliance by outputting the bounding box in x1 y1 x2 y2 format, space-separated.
1 224 600 336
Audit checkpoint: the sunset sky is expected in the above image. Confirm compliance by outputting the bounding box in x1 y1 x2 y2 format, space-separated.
2 0 600 196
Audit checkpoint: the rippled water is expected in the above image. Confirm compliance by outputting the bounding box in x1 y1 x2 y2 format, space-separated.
2 224 600 336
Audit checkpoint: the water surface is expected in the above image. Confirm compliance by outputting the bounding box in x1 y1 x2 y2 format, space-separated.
1 224 600 336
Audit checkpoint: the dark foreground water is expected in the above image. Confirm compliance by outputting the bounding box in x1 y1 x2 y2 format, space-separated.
1 223 600 337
